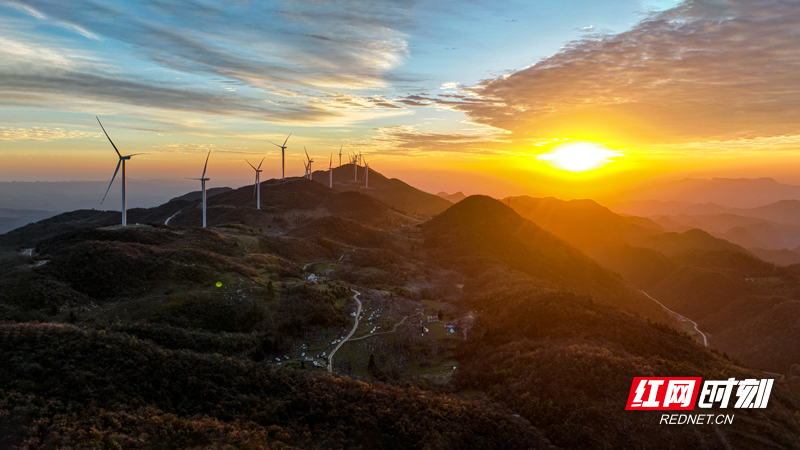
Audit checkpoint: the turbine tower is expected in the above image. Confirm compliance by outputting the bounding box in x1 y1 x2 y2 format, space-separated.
269 134 291 180
352 152 358 181
328 154 333 188
304 147 314 180
187 151 211 228
364 159 370 189
97 117 143 227
338 145 343 167
247 157 265 210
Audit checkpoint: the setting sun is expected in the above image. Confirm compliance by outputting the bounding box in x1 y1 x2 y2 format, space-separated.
537 143 622 172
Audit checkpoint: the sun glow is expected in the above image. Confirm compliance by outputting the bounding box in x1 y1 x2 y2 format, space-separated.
537 142 622 172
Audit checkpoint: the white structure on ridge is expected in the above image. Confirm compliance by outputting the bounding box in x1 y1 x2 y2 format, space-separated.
97 116 143 227
269 134 291 180
246 157 265 209
187 151 211 227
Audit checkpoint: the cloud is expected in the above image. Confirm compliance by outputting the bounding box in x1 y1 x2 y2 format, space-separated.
0 34 411 127
438 0 800 145
3 0 410 90
0 126 102 141
154 142 266 155
356 125 511 156
0 1 416 129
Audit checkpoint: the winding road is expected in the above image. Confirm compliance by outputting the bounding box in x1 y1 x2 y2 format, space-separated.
164 210 181 226
640 290 708 347
327 288 362 373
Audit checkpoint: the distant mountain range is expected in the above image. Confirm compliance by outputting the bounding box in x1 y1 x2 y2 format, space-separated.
0 180 209 211
425 195 667 320
0 208 60 235
436 191 466 203
501 194 800 373
502 196 663 252
614 180 800 261
621 177 800 208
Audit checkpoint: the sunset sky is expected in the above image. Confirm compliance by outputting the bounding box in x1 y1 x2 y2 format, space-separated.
2 0 800 203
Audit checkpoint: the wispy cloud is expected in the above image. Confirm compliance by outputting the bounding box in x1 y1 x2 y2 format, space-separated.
354 124 511 156
0 126 102 141
2 0 410 90
0 0 416 128
414 0 800 145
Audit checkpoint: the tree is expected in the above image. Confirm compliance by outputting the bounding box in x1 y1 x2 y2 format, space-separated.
368 353 376 370
437 309 444 321
267 280 275 299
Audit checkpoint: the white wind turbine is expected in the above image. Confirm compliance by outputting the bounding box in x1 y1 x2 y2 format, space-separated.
186 151 211 228
269 134 291 180
338 145 343 167
364 159 370 189
247 157 265 209
98 117 144 227
304 147 314 180
328 154 333 188
351 152 358 181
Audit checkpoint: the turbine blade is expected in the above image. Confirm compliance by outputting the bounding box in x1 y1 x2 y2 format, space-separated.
246 159 257 170
101 159 122 204
257 157 265 170
304 146 310 161
253 175 258 197
283 133 291 146
96 116 122 158
268 141 281 148
202 150 210 178
127 153 146 157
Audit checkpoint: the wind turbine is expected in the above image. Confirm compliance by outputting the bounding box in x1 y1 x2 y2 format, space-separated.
364 159 370 189
269 134 291 180
247 157 265 210
97 117 143 227
304 147 314 180
187 151 211 227
338 146 343 167
328 154 333 188
352 152 358 181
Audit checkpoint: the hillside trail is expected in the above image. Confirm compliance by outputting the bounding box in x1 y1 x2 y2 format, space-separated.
640 290 708 347
328 288 362 373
